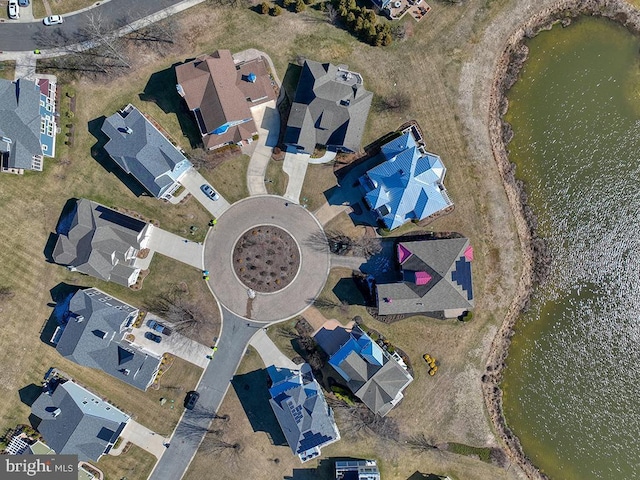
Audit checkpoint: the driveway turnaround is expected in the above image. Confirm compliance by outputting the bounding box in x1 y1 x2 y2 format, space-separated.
249 328 298 369
247 101 280 196
148 308 263 480
147 226 204 270
179 168 231 218
204 195 330 322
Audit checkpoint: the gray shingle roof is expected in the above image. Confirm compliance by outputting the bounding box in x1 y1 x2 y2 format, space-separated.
31 379 129 462
55 288 161 391
324 326 412 416
376 237 474 316
0 78 43 169
284 60 372 154
267 364 340 460
101 104 191 198
52 199 149 287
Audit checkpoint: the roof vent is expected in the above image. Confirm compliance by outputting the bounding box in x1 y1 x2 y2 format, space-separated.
76 315 84 323
52 408 61 418
122 369 130 376
124 127 133 134
246 72 257 83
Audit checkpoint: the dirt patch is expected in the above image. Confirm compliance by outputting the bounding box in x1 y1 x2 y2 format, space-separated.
232 226 300 293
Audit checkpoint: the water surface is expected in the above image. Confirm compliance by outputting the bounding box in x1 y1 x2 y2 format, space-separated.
502 16 640 479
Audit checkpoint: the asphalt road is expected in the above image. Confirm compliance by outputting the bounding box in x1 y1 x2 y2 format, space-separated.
148 308 263 480
0 0 176 52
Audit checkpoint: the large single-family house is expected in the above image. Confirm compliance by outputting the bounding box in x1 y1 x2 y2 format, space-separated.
175 50 276 150
376 237 474 318
52 198 153 287
267 364 340 462
102 104 192 200
0 78 52 173
282 60 372 154
359 126 452 230
30 376 130 462
316 325 412 417
51 287 161 391
336 459 381 480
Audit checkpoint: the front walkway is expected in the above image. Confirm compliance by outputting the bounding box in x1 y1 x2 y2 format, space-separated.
110 420 168 459
146 225 204 270
282 149 310 204
247 100 280 196
249 328 297 369
179 167 231 218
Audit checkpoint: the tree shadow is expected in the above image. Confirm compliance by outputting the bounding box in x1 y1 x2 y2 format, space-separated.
139 63 203 149
43 197 80 263
231 369 287 447
19 384 43 408
87 116 148 197
40 283 84 346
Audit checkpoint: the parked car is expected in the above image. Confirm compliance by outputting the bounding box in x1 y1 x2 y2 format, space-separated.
8 0 19 19
184 391 200 410
200 184 219 201
18 0 29 6
144 332 162 343
43 15 63 25
146 319 172 336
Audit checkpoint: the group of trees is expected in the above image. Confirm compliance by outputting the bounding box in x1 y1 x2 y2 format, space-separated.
334 0 393 46
259 0 315 16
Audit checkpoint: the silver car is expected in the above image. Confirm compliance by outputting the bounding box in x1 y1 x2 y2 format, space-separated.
43 15 64 26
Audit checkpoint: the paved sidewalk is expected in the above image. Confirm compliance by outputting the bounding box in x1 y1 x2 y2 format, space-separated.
110 420 168 459
249 328 297 369
308 150 337 165
313 202 351 225
247 101 280 196
13 56 37 81
147 226 204 270
283 150 310 204
179 167 231 218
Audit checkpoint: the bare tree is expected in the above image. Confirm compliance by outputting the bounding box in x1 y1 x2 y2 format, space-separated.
406 433 437 452
372 92 412 114
336 404 400 441
326 3 339 24
126 11 179 55
80 11 132 69
0 286 15 302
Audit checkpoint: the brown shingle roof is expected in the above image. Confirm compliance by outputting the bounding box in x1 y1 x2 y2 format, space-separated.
175 50 275 147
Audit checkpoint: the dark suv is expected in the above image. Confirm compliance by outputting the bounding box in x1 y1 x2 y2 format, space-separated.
184 391 200 410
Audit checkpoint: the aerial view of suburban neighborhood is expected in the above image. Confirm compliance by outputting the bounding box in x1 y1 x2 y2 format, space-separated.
1 0 640 479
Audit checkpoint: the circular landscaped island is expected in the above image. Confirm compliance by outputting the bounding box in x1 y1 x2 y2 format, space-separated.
232 225 300 293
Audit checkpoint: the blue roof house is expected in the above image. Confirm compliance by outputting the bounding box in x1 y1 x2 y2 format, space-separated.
359 127 452 230
267 364 340 462
323 326 413 416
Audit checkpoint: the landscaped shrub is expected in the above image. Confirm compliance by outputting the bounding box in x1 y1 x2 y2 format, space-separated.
294 0 306 12
271 4 283 14
260 1 271 14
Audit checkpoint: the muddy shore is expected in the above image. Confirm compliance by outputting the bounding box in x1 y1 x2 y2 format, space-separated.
484 0 640 478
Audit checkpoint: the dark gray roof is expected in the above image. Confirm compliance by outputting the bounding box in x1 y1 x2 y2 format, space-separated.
0 78 43 169
52 199 149 287
284 60 372 154
101 104 191 198
55 288 161 391
267 364 340 459
377 237 474 316
31 379 129 462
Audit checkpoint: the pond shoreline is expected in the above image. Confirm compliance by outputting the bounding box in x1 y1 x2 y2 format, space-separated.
484 0 640 478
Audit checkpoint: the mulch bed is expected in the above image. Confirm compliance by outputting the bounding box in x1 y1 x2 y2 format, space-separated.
232 225 300 293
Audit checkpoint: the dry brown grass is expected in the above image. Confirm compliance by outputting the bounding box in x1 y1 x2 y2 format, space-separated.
32 0 97 18
0 61 16 81
93 443 157 480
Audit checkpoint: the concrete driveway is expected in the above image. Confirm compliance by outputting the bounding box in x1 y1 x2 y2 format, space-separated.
146 225 204 270
179 167 231 218
283 149 310 204
247 101 280 196
249 328 297 369
131 314 212 369
110 420 168 459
